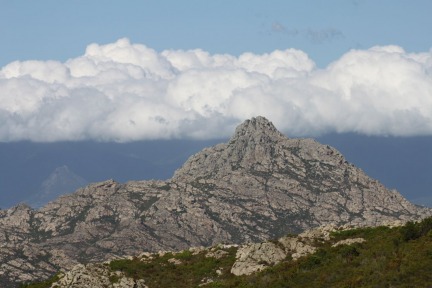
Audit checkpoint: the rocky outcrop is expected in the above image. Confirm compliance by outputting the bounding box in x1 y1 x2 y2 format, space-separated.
332 238 365 247
1 116 431 286
231 242 286 276
230 224 342 276
51 263 147 288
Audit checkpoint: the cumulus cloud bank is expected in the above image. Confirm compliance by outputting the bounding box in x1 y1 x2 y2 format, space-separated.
1 38 432 142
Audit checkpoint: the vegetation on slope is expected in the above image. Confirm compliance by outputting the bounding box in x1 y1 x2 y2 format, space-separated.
22 217 432 288
235 220 432 288
109 247 237 287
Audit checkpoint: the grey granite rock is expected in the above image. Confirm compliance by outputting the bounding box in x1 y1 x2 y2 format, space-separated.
231 242 286 275
50 263 147 288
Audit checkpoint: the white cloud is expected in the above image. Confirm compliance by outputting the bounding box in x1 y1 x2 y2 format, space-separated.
0 38 432 142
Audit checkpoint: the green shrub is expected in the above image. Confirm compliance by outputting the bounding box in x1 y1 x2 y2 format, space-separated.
109 274 120 283
401 221 420 241
339 245 360 261
174 250 193 260
400 217 432 242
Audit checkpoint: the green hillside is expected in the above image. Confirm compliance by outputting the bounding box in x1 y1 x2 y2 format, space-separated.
22 217 432 288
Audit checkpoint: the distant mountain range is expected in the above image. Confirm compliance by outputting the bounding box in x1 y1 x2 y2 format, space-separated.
1 116 431 287
24 165 88 208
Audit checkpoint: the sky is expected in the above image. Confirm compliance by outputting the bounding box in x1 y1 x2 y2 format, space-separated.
1 0 432 142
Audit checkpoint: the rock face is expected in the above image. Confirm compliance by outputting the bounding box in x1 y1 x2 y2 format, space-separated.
1 116 431 286
51 263 147 288
231 242 287 276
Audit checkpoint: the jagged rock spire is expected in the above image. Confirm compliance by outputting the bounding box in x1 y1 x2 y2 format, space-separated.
173 117 286 180
229 116 285 144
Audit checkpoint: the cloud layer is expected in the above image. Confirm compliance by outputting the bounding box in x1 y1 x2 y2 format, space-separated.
1 38 432 142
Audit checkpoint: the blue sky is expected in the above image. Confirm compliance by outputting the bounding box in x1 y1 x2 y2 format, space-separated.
2 0 432 67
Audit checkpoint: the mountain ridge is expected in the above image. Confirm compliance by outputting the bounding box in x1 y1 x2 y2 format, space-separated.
1 116 431 286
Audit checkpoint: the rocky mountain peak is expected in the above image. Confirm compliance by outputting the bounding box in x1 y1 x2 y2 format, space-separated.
1 116 432 287
229 116 285 144
172 116 287 181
